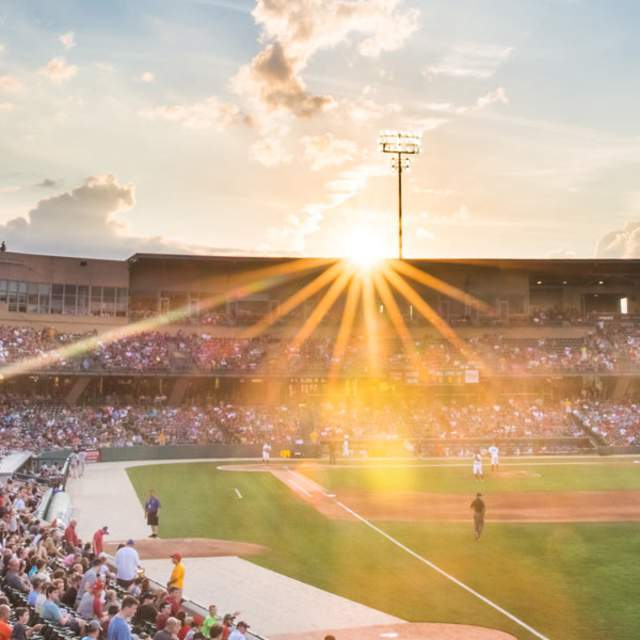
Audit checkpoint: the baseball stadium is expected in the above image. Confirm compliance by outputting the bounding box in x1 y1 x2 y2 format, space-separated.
1 252 639 640
2 2 640 640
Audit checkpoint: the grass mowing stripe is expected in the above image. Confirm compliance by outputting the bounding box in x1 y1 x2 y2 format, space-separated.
335 498 550 640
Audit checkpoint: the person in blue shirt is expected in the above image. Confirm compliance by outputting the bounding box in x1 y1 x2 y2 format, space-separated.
144 489 161 538
108 596 138 640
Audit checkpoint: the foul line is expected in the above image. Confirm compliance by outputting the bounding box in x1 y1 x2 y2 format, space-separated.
335 499 550 640
287 478 312 497
234 488 243 499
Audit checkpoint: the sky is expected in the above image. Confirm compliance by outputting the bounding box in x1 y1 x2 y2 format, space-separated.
0 0 639 260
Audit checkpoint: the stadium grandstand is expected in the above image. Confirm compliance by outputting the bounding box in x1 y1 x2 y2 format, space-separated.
2 250 640 640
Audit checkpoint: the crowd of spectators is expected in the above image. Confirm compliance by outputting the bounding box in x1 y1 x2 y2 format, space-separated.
572 401 640 447
1 394 631 457
0 475 250 640
4 321 640 376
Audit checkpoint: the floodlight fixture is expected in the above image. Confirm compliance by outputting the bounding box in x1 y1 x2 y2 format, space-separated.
378 130 423 259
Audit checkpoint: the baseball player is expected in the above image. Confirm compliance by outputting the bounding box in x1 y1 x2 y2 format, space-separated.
472 452 484 480
342 434 350 458
262 442 272 464
488 444 500 472
470 492 486 541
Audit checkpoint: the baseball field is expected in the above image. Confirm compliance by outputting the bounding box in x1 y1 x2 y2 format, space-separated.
126 456 640 640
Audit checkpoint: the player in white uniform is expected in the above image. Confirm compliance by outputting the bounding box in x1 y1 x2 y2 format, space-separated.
342 434 350 458
262 442 271 464
488 444 500 471
472 453 484 480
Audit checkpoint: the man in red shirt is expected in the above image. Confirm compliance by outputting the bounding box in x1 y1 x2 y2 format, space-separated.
64 519 81 550
0 604 13 640
92 526 109 555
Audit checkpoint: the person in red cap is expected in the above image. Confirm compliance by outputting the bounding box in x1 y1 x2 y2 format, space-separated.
92 526 109 555
167 554 185 601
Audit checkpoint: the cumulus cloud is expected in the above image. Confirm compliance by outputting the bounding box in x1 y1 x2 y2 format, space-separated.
232 0 419 117
59 32 76 50
424 43 513 79
0 175 248 258
139 96 252 130
301 133 358 170
38 57 78 83
0 75 23 93
596 222 640 258
141 71 155 83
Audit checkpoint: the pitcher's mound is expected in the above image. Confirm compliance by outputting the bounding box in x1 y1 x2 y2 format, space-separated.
271 622 516 639
106 537 267 559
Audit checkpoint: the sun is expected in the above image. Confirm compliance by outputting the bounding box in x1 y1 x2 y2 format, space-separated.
342 227 386 272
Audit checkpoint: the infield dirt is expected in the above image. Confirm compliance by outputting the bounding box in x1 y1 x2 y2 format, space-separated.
223 464 640 523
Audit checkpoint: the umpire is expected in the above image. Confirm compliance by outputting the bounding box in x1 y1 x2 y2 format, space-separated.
470 492 486 541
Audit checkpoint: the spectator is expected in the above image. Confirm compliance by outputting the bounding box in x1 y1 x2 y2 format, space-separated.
167 554 185 600
114 540 140 588
228 622 249 640
107 596 138 640
154 617 180 640
92 526 109 555
201 606 220 638
0 605 11 640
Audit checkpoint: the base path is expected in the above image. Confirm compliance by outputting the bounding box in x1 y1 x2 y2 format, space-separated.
272 622 516 640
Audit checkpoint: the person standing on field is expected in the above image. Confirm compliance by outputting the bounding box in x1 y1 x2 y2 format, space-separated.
470 492 486 541
472 452 484 480
262 442 271 464
145 489 161 538
488 444 500 472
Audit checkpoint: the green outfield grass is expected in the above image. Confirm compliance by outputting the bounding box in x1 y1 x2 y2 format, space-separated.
298 456 640 493
127 460 640 640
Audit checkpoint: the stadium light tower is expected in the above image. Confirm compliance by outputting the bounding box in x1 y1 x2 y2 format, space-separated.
378 130 422 259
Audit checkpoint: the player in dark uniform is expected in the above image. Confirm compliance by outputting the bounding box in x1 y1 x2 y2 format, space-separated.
470 492 485 541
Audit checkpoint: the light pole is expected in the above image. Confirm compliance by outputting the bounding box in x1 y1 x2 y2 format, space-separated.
378 130 422 259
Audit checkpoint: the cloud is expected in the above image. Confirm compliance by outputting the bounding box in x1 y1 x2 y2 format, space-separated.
0 75 23 93
35 178 58 188
596 222 640 258
232 0 419 117
249 135 292 167
59 32 76 50
141 71 155 83
139 96 252 130
0 175 249 259
38 57 78 83
424 44 513 80
424 87 509 115
301 133 358 171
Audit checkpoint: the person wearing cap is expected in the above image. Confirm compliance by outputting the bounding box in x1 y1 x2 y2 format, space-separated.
470 492 486 541
115 539 141 588
227 621 249 640
93 526 109 555
167 553 185 600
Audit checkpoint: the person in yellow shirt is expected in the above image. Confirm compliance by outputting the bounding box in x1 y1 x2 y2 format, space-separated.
167 553 185 600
